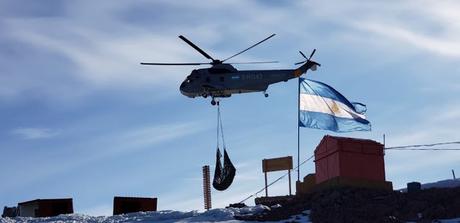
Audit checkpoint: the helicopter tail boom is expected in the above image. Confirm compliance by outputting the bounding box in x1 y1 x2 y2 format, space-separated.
293 49 321 77
293 60 321 77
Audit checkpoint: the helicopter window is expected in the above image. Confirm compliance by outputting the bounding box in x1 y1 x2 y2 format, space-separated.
209 68 230 74
206 77 210 83
219 76 224 82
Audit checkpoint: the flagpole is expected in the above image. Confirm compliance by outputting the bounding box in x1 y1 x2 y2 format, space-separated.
297 77 300 182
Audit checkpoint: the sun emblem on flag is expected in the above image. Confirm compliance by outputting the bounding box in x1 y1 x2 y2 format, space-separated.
331 101 340 114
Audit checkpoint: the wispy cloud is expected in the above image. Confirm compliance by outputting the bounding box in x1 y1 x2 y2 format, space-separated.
4 0 459 104
380 104 460 187
11 127 60 140
329 1 460 59
351 20 460 58
384 104 460 146
1 121 209 193
100 122 210 155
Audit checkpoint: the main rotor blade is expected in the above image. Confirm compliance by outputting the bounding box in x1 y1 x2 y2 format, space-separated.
299 51 307 59
178 35 215 61
294 61 306 65
222 34 276 62
140 62 209 66
229 61 279 64
309 49 316 59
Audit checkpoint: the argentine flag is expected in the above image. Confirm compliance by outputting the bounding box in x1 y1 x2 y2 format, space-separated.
299 78 371 132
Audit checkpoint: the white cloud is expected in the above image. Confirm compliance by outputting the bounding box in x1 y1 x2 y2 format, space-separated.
108 122 210 154
5 22 190 86
11 127 60 140
3 0 460 103
384 104 460 146
1 121 209 193
351 20 460 58
379 104 460 188
344 1 460 58
62 121 211 167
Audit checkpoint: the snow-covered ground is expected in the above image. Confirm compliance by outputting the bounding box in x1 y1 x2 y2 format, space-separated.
421 178 460 190
2 205 460 222
399 178 460 192
0 205 311 223
3 178 460 223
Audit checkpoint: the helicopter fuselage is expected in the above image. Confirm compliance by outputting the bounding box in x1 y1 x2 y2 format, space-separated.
180 67 295 98
180 61 317 99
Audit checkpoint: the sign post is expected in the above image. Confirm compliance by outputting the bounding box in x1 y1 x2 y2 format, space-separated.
262 156 293 196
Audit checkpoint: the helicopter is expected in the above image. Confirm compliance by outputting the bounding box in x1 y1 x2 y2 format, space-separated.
141 34 320 105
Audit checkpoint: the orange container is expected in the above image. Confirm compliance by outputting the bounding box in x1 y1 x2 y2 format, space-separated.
314 135 386 184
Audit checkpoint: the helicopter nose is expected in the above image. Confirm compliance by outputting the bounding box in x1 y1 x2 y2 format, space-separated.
180 81 194 98
180 81 186 91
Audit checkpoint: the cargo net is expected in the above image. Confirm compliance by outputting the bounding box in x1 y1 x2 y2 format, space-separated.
213 102 236 191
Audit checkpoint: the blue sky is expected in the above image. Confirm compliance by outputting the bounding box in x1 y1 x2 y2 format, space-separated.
1 0 460 216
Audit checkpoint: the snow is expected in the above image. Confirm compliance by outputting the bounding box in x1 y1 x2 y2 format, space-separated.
436 218 460 223
2 205 458 223
407 218 460 223
0 205 312 223
399 178 460 192
421 178 460 190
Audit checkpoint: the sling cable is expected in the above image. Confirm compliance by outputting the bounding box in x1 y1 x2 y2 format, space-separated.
212 101 236 191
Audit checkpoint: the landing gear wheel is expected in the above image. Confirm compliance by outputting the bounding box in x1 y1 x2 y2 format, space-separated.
202 93 208 98
264 93 269 97
211 99 217 106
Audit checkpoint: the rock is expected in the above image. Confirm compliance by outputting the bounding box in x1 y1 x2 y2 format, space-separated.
235 186 460 222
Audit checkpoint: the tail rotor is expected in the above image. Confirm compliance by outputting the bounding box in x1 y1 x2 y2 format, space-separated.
295 49 318 65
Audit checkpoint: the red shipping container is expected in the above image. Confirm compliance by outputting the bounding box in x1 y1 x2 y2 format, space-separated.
314 135 386 184
18 198 73 217
113 197 157 215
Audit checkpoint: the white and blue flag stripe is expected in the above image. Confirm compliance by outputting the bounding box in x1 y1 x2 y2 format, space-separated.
299 78 371 132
